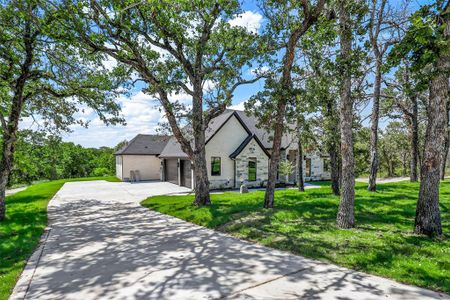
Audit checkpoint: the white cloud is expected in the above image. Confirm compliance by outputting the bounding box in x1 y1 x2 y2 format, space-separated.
228 11 263 34
60 89 194 147
102 55 117 71
250 66 270 76
228 100 247 111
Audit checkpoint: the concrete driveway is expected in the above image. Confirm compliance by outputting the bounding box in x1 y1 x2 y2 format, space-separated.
11 181 448 300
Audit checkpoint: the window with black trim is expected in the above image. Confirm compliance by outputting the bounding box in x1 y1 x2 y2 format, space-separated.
248 158 257 181
211 157 221 176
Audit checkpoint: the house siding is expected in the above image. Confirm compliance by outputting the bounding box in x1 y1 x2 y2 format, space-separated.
115 155 123 179
121 155 161 181
235 138 269 188
205 115 249 189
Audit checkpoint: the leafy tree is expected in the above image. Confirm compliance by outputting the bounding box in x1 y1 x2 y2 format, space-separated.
9 131 117 186
379 122 410 177
278 159 295 182
336 0 355 229
367 0 401 191
0 0 125 221
246 0 327 208
301 17 341 195
388 1 449 237
353 126 370 176
382 63 427 181
62 0 262 206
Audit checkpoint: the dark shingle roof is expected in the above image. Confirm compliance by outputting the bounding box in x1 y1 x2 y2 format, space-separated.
115 134 171 155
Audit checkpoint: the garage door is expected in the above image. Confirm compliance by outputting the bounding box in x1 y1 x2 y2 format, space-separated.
165 159 178 184
181 160 192 188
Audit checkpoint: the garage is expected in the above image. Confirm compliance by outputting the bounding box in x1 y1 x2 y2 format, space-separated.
115 134 170 181
165 159 178 184
180 160 192 188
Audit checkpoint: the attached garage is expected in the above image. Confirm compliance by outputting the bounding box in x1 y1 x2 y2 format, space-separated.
165 159 178 184
115 134 170 181
163 159 192 188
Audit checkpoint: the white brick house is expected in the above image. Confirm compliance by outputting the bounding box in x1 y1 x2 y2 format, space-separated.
115 109 331 189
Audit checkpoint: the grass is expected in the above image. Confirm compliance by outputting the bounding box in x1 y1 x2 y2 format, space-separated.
0 176 119 300
142 180 450 293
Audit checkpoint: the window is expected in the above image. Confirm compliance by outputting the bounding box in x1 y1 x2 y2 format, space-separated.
305 158 312 177
248 158 257 181
324 158 330 172
211 157 221 176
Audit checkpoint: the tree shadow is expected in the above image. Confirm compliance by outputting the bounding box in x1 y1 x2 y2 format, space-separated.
22 186 446 299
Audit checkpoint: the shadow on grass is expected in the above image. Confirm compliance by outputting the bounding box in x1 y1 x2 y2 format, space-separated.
143 180 450 293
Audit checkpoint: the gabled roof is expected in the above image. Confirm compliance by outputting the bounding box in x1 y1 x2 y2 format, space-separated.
159 109 294 158
159 110 248 158
229 134 271 159
234 110 293 149
115 134 171 155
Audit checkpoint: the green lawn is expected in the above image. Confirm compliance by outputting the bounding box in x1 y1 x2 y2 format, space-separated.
142 181 450 293
0 176 119 300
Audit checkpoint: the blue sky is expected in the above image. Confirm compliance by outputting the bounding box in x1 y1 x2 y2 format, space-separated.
29 0 431 148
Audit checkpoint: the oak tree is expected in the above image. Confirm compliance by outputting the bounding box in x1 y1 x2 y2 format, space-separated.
62 0 262 206
0 0 124 221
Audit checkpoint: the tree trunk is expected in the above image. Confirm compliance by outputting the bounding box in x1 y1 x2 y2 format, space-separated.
297 135 304 192
0 132 15 221
264 105 285 208
402 153 407 176
192 88 211 206
0 14 33 221
440 103 449 180
368 61 382 191
329 144 340 195
410 96 419 182
388 159 394 177
264 32 299 208
192 149 211 206
414 18 449 236
0 99 25 221
325 98 340 195
441 131 449 180
336 2 355 229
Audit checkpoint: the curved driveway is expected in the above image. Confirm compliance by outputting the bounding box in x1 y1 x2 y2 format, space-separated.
11 180 448 300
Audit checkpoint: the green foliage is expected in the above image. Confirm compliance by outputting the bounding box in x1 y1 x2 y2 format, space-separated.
353 126 370 176
0 0 127 133
143 181 450 293
379 122 411 177
8 130 117 186
62 0 261 127
278 160 295 178
386 2 450 87
0 176 119 300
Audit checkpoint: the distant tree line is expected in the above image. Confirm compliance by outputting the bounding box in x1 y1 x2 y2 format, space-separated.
6 130 119 186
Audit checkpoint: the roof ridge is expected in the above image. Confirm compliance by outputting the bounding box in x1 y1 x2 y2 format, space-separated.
116 135 139 155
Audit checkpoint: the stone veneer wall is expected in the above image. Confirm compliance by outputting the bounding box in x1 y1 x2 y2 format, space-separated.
235 138 269 188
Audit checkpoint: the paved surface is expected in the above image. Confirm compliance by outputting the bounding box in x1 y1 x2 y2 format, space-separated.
356 177 411 184
6 187 27 196
11 181 449 300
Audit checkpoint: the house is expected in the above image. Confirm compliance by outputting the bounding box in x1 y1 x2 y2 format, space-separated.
115 109 331 189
